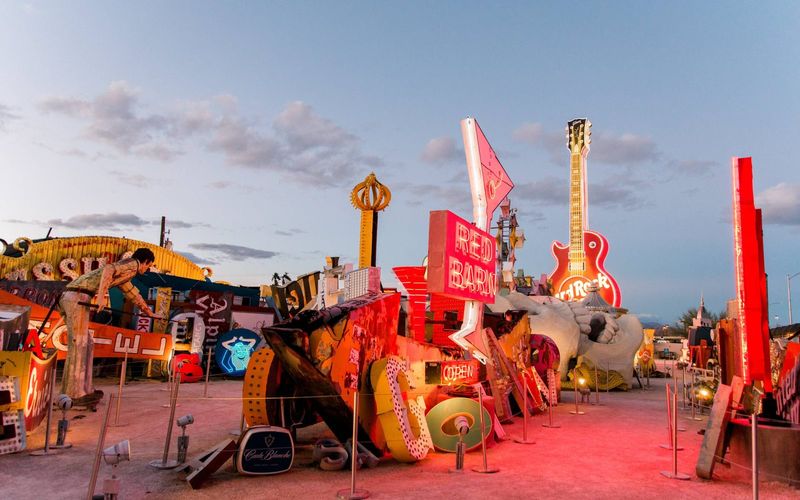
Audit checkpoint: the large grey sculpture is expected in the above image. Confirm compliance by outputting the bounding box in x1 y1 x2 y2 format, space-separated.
489 290 643 387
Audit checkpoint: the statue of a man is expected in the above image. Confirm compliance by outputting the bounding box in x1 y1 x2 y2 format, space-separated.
59 247 157 402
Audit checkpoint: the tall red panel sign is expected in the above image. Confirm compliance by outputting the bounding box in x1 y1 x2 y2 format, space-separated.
731 157 771 389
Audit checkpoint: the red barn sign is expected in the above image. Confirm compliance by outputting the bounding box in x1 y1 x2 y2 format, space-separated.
427 210 496 303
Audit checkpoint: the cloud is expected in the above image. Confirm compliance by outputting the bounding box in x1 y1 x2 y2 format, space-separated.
513 177 568 206
756 183 800 226
420 136 462 165
47 213 151 230
40 85 380 186
589 182 646 210
175 251 218 266
208 180 232 189
0 104 20 132
275 228 306 236
590 132 660 166
188 243 279 261
513 121 660 167
39 81 179 159
664 159 718 177
108 170 152 188
166 219 208 229
394 181 470 209
513 122 565 163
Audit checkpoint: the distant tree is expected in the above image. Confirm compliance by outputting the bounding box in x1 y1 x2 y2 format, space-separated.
675 307 728 335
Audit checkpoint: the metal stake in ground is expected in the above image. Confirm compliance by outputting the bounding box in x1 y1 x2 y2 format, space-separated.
660 388 690 480
514 373 535 444
30 359 60 456
570 368 584 415
87 394 115 500
660 385 682 451
336 391 369 499
542 368 561 429
472 385 499 473
203 347 212 398
150 372 182 469
110 350 129 427
594 363 601 405
689 369 703 421
752 411 759 499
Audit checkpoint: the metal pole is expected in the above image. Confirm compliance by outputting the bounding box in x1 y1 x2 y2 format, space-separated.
472 386 499 473
515 375 535 444
203 347 212 398
752 412 759 499
660 389 690 480
87 394 114 500
542 369 560 429
689 369 702 421
112 351 128 426
150 372 181 469
681 365 687 410
606 363 610 395
336 391 369 498
570 368 584 415
594 363 600 405
30 360 59 456
788 273 794 325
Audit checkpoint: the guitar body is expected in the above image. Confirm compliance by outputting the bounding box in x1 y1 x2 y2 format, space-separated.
550 229 621 307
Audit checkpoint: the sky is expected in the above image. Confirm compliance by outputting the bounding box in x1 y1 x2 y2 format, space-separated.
1 2 799 326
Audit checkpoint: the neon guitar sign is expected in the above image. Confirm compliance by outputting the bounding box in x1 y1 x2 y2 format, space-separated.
549 118 621 307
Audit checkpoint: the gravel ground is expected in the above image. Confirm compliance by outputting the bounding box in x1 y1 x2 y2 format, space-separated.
1 371 797 499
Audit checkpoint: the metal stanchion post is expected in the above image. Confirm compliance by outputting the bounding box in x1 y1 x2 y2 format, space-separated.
570 369 584 415
660 385 682 450
661 389 690 480
150 373 181 469
514 376 535 444
752 412 759 499
87 394 114 500
337 391 369 499
672 360 685 431
110 351 129 427
606 363 610 395
689 369 702 421
594 363 601 405
542 369 561 429
681 365 687 410
30 361 59 456
471 386 499 473
203 348 212 398
230 412 245 437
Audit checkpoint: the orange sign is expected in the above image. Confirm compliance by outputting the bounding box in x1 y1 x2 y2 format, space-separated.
0 290 172 361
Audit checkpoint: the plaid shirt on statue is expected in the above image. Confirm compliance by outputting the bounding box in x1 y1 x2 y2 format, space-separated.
66 258 148 310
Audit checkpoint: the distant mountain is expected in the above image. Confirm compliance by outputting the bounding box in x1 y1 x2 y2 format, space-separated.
641 321 667 330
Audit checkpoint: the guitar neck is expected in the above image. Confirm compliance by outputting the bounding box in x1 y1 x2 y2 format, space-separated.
568 152 586 273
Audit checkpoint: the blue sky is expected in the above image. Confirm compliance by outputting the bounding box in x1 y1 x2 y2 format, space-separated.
1 2 799 325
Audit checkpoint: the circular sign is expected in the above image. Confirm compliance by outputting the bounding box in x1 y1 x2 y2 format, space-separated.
215 329 263 376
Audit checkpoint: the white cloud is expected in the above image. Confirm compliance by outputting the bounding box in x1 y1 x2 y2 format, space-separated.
47 213 150 230
39 84 380 186
188 243 279 261
420 136 462 164
513 121 660 167
590 132 660 166
756 183 800 226
0 104 20 132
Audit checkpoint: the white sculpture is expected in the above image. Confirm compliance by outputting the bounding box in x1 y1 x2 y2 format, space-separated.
490 291 643 387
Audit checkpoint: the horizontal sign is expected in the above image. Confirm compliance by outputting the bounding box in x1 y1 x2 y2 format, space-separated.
0 290 172 361
424 359 481 385
427 210 496 303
